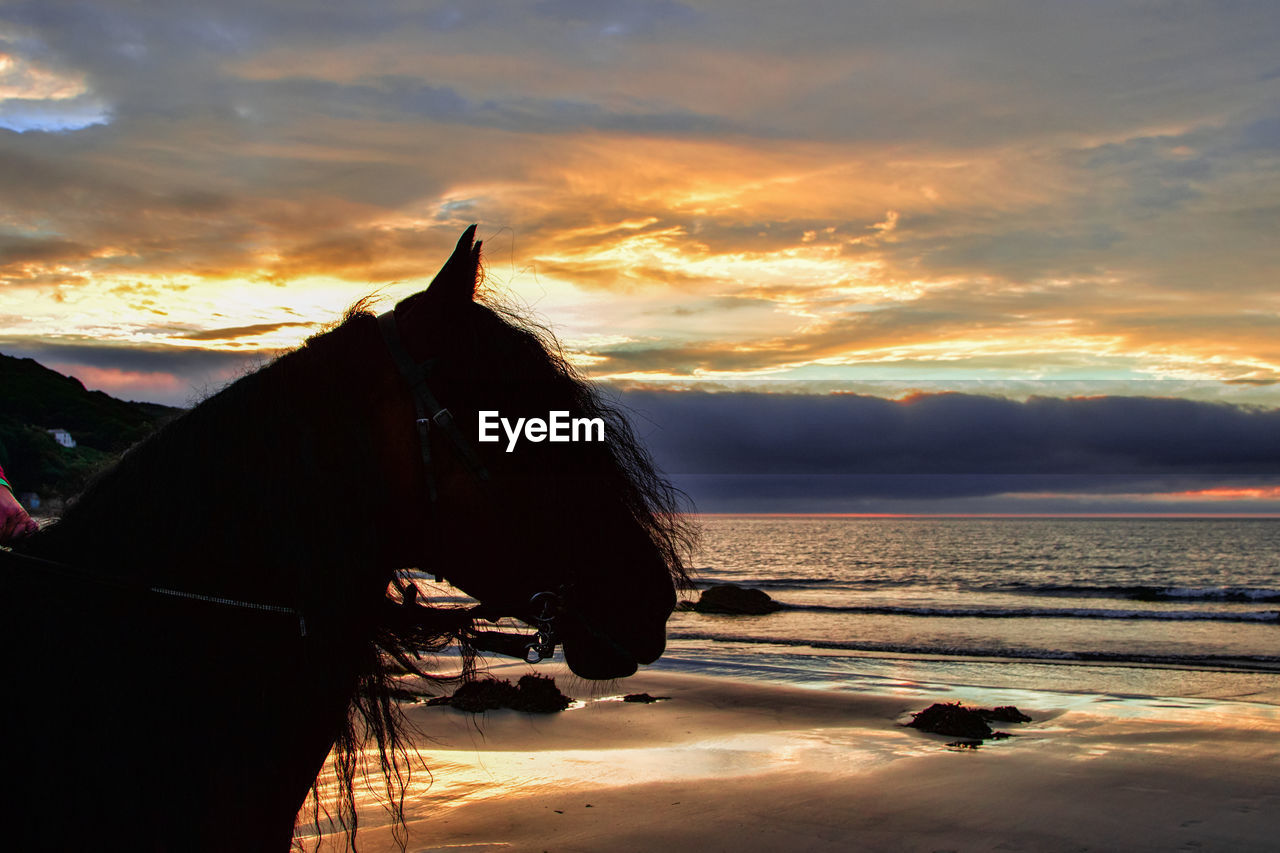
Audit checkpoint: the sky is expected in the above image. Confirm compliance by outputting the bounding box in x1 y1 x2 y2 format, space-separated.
2 1 1279 513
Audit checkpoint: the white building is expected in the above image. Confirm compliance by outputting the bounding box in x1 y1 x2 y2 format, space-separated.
47 428 76 448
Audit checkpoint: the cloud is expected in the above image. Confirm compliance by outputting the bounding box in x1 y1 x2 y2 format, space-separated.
0 36 111 131
1 0 1278 391
179 321 313 341
532 0 702 35
0 338 265 405
616 389 1280 511
0 233 90 264
665 474 1280 515
623 390 1280 475
44 363 184 398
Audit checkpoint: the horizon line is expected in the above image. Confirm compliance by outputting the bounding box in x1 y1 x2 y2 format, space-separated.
688 512 1280 519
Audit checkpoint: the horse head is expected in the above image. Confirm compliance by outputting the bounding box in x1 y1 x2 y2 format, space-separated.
3 225 692 849
370 226 693 680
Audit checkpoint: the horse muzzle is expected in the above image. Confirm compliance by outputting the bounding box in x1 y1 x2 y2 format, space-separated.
558 594 672 680
463 571 676 679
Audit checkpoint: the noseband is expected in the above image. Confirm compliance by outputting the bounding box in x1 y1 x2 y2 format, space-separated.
376 309 564 664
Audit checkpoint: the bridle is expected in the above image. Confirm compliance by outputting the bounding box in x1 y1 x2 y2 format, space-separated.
376 308 565 664
376 310 489 501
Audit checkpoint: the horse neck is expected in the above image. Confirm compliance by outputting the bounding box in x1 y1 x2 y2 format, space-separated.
0 318 455 853
16 339 397 843
29 341 389 602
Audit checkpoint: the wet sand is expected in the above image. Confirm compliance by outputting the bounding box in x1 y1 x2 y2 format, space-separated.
299 664 1280 852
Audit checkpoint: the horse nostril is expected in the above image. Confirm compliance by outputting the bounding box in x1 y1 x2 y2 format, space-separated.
628 627 667 665
603 612 668 665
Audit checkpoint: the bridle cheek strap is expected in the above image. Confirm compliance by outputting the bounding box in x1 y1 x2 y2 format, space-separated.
377 310 490 501
378 308 563 664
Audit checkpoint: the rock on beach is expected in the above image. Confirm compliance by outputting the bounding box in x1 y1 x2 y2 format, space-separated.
692 583 784 615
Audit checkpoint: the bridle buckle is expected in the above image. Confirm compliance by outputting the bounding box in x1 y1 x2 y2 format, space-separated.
524 632 556 663
416 408 456 430
521 590 564 663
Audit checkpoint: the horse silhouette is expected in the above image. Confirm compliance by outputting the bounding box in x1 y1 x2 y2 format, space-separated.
2 226 694 850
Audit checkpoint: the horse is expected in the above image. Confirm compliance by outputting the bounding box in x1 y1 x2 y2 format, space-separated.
2 226 694 851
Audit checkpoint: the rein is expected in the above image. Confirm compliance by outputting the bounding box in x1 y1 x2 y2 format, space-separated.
0 547 310 635
464 589 564 663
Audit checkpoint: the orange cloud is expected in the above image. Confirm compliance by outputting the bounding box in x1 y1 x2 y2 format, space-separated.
48 364 184 397
5 2 1280 396
1162 486 1280 501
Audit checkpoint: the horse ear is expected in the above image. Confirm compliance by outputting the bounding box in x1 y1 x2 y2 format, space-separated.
424 224 481 305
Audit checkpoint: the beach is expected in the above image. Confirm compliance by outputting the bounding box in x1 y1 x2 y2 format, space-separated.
300 662 1280 852
298 517 1280 851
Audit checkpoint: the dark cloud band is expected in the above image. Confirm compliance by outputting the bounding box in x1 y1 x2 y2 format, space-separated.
618 390 1280 511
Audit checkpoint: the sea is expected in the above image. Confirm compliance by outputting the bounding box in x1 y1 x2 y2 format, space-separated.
652 516 1280 705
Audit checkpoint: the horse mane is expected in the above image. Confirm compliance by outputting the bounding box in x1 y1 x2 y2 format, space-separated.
23 290 696 850
455 297 697 590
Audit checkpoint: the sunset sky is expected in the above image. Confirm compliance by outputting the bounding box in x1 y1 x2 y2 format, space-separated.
2 1 1279 513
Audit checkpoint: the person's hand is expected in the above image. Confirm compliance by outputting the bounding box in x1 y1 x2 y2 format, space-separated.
0 487 38 542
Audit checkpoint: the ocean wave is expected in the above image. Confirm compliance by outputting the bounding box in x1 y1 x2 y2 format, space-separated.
777 603 1280 623
694 578 1280 603
694 576 924 591
665 632 1280 672
999 584 1280 603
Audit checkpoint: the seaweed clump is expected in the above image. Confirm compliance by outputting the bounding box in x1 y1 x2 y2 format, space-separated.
906 702 1033 743
429 674 572 713
623 693 671 703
